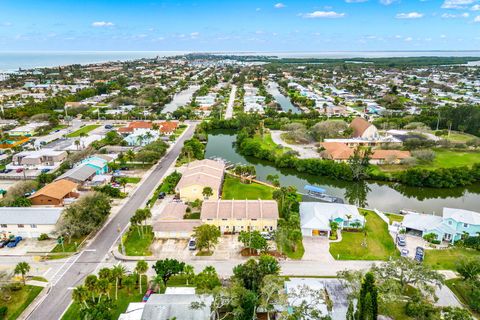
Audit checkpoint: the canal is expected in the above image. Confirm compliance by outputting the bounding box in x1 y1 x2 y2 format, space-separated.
205 132 480 215
161 85 200 114
267 81 301 114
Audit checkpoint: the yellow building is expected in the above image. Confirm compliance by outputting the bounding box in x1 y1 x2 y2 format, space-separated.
200 199 279 234
176 159 225 202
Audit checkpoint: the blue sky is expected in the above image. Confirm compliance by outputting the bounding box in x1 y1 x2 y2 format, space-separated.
0 0 479 51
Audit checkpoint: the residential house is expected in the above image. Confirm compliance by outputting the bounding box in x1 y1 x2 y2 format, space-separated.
119 287 213 320
200 199 279 234
402 208 480 244
124 128 160 146
370 150 411 164
8 122 49 137
56 165 97 185
8 149 67 171
175 159 225 202
0 207 63 238
158 121 179 135
80 156 109 174
320 142 410 164
153 202 202 238
349 117 379 139
299 202 365 237
29 179 79 206
117 121 153 135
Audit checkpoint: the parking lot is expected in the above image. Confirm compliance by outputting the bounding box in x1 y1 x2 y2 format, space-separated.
392 232 427 259
0 238 56 255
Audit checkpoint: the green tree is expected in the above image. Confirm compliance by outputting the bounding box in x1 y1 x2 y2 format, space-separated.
135 260 149 293
111 264 126 300
14 262 30 285
84 274 98 302
456 258 480 281
357 272 378 320
72 285 89 309
195 266 221 292
259 275 285 320
238 230 268 255
233 255 280 293
153 258 185 286
193 224 221 253
202 186 213 200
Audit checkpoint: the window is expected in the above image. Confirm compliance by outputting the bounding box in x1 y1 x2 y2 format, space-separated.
464 223 469 228
18 224 24 228
251 218 257 221
448 220 452 225
0 224 6 228
207 219 212 221
30 224 37 228
222 218 227 221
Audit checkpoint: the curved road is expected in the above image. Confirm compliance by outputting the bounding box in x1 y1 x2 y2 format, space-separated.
27 123 197 320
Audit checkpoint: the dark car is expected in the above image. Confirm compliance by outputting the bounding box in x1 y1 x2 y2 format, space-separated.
0 239 9 248
41 169 50 173
16 168 23 173
414 246 425 262
396 234 406 247
7 236 22 248
0 169 6 174
158 192 166 199
104 125 113 130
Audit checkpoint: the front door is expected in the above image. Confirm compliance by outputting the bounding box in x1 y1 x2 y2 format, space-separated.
444 233 452 241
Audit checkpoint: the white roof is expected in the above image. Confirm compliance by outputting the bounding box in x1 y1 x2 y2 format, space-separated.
402 213 442 232
443 207 480 225
0 207 63 225
299 202 363 231
118 303 145 320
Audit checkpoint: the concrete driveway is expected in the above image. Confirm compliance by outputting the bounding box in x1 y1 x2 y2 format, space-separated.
270 130 319 159
391 232 426 258
302 236 334 262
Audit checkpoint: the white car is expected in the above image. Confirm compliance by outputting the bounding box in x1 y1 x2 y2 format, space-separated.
188 238 196 250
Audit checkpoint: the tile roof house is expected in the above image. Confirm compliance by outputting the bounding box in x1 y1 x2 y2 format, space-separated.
200 199 279 234
158 121 179 135
152 202 202 238
175 159 225 202
117 121 153 135
29 179 79 206
402 207 480 244
320 142 410 164
300 202 365 237
349 117 379 140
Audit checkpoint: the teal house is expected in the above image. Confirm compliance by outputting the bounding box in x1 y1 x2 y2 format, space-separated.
80 156 109 175
403 208 480 244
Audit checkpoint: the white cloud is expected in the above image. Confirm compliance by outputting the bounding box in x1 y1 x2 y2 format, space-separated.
91 21 114 27
475 15 480 21
1 22 12 27
471 4 480 10
441 12 470 17
404 37 413 41
441 0 476 9
256 7 261 11
396 12 424 19
190 32 200 38
303 11 346 18
380 0 398 5
440 34 447 38
274 3 285 8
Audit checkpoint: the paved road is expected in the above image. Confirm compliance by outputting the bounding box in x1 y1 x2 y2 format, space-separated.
27 123 197 320
224 85 237 119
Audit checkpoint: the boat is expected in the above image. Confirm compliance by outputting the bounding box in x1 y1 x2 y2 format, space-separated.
399 209 423 215
304 185 344 203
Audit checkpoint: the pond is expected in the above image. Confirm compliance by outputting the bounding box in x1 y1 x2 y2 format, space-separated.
205 132 480 215
267 81 301 114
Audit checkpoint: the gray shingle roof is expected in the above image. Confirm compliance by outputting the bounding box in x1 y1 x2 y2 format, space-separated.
56 165 97 183
0 207 62 225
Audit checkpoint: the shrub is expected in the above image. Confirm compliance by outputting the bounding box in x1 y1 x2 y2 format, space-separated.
412 149 436 163
38 233 49 241
0 306 7 317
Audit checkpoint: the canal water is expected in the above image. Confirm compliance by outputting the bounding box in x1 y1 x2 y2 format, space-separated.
206 132 480 215
161 85 200 114
267 82 301 114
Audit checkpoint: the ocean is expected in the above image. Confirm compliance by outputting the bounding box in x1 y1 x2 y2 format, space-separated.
1 50 480 73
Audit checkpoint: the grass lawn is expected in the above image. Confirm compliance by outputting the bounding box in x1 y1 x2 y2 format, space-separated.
166 275 196 287
222 175 274 200
330 210 398 260
61 277 146 320
445 278 480 318
418 149 480 169
121 226 153 256
66 125 100 138
386 213 404 224
424 247 479 270
252 133 289 156
49 124 68 133
124 177 141 184
51 235 87 253
280 239 305 260
0 285 43 320
434 131 477 143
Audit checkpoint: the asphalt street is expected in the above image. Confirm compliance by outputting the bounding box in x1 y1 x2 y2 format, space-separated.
27 123 197 320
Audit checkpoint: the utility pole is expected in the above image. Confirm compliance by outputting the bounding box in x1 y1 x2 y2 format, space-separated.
436 111 440 131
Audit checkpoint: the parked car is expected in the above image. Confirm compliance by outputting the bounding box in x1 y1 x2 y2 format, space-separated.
414 246 425 262
4 169 12 173
188 238 196 250
158 192 166 199
400 248 409 257
260 232 272 240
396 234 407 247
6 236 22 248
0 239 9 248
142 289 154 302
0 169 6 174
104 125 113 130
16 168 23 173
41 169 50 173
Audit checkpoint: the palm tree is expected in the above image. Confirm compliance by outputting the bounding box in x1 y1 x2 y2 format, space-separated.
96 278 110 300
72 286 89 309
182 265 195 286
84 275 98 302
117 177 128 193
135 260 148 294
144 130 154 144
111 264 127 300
136 134 146 146
125 150 135 163
14 262 30 285
74 139 80 150
345 214 352 228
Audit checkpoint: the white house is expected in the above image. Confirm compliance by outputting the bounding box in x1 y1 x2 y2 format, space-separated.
0 207 63 238
299 202 365 237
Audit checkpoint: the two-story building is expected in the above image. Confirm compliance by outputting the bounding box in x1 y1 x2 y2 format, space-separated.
8 149 67 171
80 155 110 175
402 207 480 244
0 207 63 238
200 199 279 234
